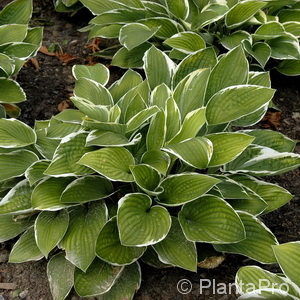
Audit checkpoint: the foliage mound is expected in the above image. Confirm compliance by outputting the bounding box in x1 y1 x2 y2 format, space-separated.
0 44 299 299
0 0 43 117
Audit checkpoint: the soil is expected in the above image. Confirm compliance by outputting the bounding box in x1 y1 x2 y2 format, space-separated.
0 1 299 299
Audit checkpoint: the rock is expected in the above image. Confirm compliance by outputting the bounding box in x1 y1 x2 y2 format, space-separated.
19 290 29 299
0 250 9 263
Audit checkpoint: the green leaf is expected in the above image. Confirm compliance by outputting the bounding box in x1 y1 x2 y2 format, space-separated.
172 48 217 87
168 107 206 144
86 130 141 147
25 160 50 186
268 34 300 60
146 110 166 151
206 85 275 125
47 253 75 300
248 71 271 87
205 46 249 101
236 266 300 297
273 242 300 287
241 129 296 152
157 173 220 206
141 150 171 175
225 1 266 28
126 106 159 133
97 262 141 300
96 217 146 265
119 23 158 51
192 3 229 29
35 128 60 160
164 32 206 54
238 289 300 299
112 43 151 68
226 145 300 176
221 31 252 50
61 176 113 204
9 227 43 263
179 195 245 243
60 202 108 271
0 179 33 214
0 0 32 25
74 78 113 106
0 149 38 181
130 164 161 195
79 0 124 14
35 210 69 257
0 24 28 45
79 147 135 182
44 132 93 177
234 176 293 214
0 214 31 242
72 64 109 86
0 118 36 147
277 59 300 76
206 133 254 167
173 68 210 118
117 193 171 246
165 0 189 19
143 46 176 90
278 9 300 22
214 212 278 263
163 137 213 169
31 177 73 210
0 53 14 76
109 69 142 102
283 21 300 38
153 217 197 272
254 21 285 39
165 97 181 142
243 40 271 68
74 258 123 297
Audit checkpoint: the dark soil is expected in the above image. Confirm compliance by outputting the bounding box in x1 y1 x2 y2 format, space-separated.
0 1 299 299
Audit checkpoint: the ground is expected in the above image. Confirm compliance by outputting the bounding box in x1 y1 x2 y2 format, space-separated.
0 1 299 299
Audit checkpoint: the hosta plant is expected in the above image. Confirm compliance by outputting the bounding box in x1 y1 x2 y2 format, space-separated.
0 0 43 117
0 46 300 299
68 0 300 75
236 242 300 299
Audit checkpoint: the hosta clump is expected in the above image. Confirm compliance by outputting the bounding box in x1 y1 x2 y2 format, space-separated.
236 242 300 299
69 0 300 75
0 46 300 299
0 0 43 117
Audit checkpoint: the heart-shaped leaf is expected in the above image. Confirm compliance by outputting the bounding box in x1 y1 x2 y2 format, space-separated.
0 214 32 243
206 85 275 125
157 173 220 206
153 217 197 272
163 137 213 169
0 179 33 214
9 227 44 263
206 133 254 166
0 118 36 148
273 242 300 287
179 195 245 243
60 202 108 271
35 210 69 257
96 217 146 265
31 177 73 211
0 79 26 103
61 176 113 204
72 64 109 86
119 23 158 51
47 253 75 300
97 262 141 300
25 160 50 186
117 193 171 246
44 132 94 177
130 164 161 195
79 147 135 182
214 212 278 263
74 258 123 297
0 149 38 181
141 150 171 175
